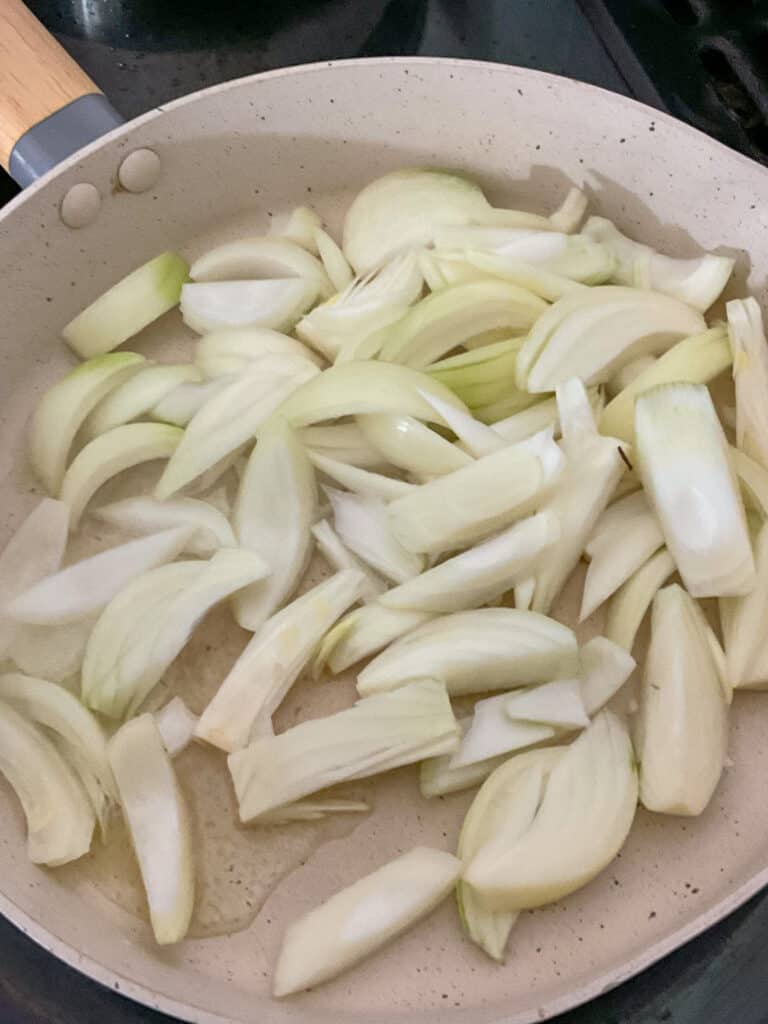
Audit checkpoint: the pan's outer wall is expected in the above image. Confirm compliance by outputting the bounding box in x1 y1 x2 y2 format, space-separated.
1 57 767 1024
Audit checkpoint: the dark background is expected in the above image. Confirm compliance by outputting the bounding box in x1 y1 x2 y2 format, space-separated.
2 1 768 1022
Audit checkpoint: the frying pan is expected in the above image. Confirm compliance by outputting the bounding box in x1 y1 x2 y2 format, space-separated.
2 2 768 1022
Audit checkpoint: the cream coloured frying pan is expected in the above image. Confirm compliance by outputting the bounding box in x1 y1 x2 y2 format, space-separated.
1 2 768 1022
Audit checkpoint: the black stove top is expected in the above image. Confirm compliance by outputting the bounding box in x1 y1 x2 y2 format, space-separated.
3 3 768 1023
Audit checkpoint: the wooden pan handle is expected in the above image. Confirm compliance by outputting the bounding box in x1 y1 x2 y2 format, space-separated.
0 0 103 172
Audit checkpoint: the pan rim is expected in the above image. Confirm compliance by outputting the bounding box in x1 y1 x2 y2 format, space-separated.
1 53 768 1024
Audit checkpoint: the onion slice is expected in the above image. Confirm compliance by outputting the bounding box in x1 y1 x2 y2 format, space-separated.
604 547 676 652
6 526 193 625
232 419 317 630
93 495 235 556
0 699 95 866
228 679 459 822
273 846 461 996
196 570 365 752
29 352 146 495
60 422 183 528
189 236 333 297
62 252 189 358
108 714 195 944
81 363 201 440
357 608 579 697
181 279 317 334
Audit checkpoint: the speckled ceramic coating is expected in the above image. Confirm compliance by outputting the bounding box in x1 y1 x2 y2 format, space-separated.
1 57 768 1024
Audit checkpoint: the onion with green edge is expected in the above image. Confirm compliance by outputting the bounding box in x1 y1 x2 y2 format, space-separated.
62 252 189 358
599 325 731 442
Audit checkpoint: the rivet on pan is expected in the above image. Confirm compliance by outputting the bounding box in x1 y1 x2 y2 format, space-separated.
118 149 161 193
60 183 101 229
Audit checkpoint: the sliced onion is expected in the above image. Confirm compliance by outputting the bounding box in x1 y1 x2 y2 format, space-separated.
190 236 333 297
326 487 424 584
268 360 468 427
461 250 586 301
108 713 194 944
720 520 768 688
155 355 319 498
419 717 508 799
516 285 706 393
504 679 589 729
311 520 387 603
357 608 579 697
728 297 768 470
580 497 664 620
181 279 317 334
309 451 415 501
0 700 95 866
82 549 270 719
464 711 637 910
417 389 507 457
579 636 636 715
449 696 555 768
0 499 69 658
29 352 146 495
81 364 201 441
379 280 546 368
6 526 193 625
635 382 755 597
387 441 551 555
154 696 199 758
490 399 558 443
301 423 388 469
273 846 460 996
60 422 183 528
232 419 317 631
150 376 235 427
583 216 734 312
195 327 322 379
426 337 530 413
228 679 459 822
9 620 93 683
62 252 189 358
296 252 423 362
639 584 727 815
604 547 676 652
314 228 354 292
531 380 625 614
357 412 472 477
196 571 365 752
599 325 731 442
379 511 559 614
0 672 115 829
277 205 323 253
93 495 235 557
457 748 564 961
314 604 434 676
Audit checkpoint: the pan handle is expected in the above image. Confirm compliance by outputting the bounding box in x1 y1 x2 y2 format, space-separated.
0 0 123 187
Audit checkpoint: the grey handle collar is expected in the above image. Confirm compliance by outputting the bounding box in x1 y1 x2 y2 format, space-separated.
9 93 124 188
